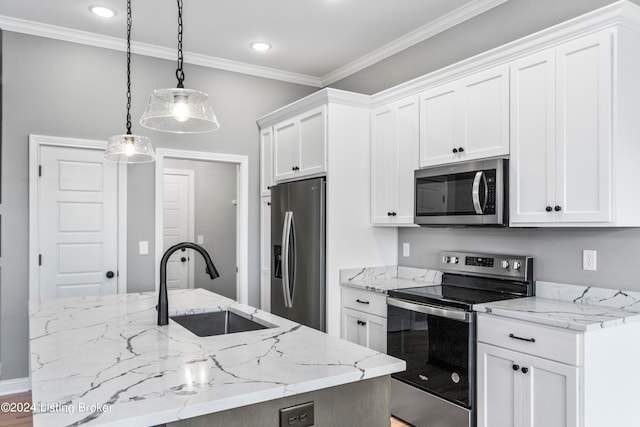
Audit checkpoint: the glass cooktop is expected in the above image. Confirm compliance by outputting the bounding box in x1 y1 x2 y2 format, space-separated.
388 284 524 311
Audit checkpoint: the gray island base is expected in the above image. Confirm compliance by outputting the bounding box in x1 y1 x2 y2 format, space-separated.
169 376 389 427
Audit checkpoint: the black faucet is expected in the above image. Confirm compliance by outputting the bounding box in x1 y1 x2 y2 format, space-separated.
158 242 220 326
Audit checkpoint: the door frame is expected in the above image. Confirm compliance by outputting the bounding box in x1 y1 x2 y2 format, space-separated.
154 148 249 304
162 167 195 288
28 134 128 301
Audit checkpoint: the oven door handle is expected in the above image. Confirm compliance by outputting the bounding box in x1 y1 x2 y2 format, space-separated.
387 297 471 323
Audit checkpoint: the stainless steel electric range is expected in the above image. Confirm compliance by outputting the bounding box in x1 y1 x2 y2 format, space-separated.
387 251 534 427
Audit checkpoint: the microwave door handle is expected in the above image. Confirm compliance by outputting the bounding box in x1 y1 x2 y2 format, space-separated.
281 211 294 308
472 171 486 214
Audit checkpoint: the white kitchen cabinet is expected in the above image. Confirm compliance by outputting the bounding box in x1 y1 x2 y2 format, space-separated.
259 196 271 311
260 127 273 196
273 105 326 182
478 342 578 427
340 287 387 352
510 27 640 226
510 31 612 225
371 96 419 226
477 312 640 427
419 64 509 167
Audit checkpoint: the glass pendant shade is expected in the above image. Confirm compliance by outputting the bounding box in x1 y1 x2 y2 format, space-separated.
104 134 156 163
140 87 220 133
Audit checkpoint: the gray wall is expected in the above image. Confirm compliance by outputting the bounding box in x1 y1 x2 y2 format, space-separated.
163 158 237 299
0 31 316 381
331 0 640 294
331 0 635 94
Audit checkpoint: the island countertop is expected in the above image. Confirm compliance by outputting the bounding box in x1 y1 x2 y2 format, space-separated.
28 289 405 426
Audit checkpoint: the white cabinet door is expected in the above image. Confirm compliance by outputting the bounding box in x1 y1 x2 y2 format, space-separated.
554 31 612 223
298 106 327 177
419 82 457 166
478 343 579 427
510 50 557 224
273 119 298 181
341 307 387 353
273 106 327 182
460 65 510 161
522 354 579 427
260 127 273 196
371 97 419 225
510 31 613 226
260 196 271 311
477 342 521 427
419 65 509 167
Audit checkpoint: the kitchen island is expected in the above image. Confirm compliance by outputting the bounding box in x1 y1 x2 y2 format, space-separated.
29 289 405 426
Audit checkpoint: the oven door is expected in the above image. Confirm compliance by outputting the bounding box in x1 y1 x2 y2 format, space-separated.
386 297 475 409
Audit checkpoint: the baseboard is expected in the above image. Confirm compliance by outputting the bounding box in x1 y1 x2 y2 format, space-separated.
0 377 31 396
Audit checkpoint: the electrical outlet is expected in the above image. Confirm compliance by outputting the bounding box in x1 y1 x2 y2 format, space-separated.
279 401 314 427
402 242 410 257
583 250 597 271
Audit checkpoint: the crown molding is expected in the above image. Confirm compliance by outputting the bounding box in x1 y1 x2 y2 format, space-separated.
0 15 323 88
320 0 511 86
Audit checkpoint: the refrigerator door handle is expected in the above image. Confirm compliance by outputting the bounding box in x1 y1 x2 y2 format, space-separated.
281 211 295 308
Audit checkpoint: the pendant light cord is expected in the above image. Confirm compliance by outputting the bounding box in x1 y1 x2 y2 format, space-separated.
126 0 132 135
175 0 185 88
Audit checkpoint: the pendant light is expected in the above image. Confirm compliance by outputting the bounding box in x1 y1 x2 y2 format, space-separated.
104 0 156 163
140 0 220 133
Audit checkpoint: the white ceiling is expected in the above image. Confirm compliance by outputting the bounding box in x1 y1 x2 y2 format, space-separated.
0 0 508 86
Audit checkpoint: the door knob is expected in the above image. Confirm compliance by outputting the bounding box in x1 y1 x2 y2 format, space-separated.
181 257 187 263
106 271 115 279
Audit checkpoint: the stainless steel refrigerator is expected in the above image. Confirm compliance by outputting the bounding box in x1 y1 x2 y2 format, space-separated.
271 177 326 331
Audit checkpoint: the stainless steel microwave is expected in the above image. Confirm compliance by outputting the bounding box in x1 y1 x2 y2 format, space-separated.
414 158 508 226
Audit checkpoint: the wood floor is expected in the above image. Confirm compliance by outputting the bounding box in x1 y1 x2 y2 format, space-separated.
0 392 32 427
0 391 411 427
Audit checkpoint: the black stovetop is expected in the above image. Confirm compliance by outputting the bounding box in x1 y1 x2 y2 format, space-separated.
388 284 525 311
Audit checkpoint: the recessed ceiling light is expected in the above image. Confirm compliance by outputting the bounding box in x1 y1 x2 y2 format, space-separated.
90 6 116 18
251 42 272 52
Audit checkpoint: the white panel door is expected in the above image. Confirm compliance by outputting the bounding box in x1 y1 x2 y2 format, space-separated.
477 343 521 427
395 97 420 223
510 50 557 224
39 145 118 299
370 105 395 224
163 170 193 289
273 119 298 181
298 105 326 176
555 31 612 223
419 83 457 166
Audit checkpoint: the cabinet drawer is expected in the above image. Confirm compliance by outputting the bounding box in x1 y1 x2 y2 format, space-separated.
477 314 581 365
341 287 387 317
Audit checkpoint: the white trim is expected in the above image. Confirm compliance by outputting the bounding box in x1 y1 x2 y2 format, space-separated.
154 149 250 305
28 134 128 301
321 0 511 85
162 168 196 289
0 0 508 88
0 377 30 396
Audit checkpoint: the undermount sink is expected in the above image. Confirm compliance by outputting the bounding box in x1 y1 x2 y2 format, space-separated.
170 310 273 337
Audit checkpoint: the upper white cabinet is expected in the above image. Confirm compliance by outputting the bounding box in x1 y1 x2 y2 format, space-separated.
260 127 274 196
273 105 327 182
510 31 612 225
510 27 640 227
371 96 419 226
419 64 509 167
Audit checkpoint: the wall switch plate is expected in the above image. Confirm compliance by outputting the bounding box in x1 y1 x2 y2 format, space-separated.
583 249 597 271
402 242 410 257
197 235 204 244
279 401 314 427
139 241 149 255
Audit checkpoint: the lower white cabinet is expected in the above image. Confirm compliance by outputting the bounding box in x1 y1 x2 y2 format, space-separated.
477 342 578 427
477 312 640 427
340 287 387 353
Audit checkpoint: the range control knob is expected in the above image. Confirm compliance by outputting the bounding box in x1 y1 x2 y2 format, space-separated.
512 261 522 270
442 256 450 264
450 256 459 264
501 260 510 269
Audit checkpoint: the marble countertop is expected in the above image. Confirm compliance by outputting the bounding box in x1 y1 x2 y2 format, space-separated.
474 296 640 331
340 266 442 294
29 289 404 427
